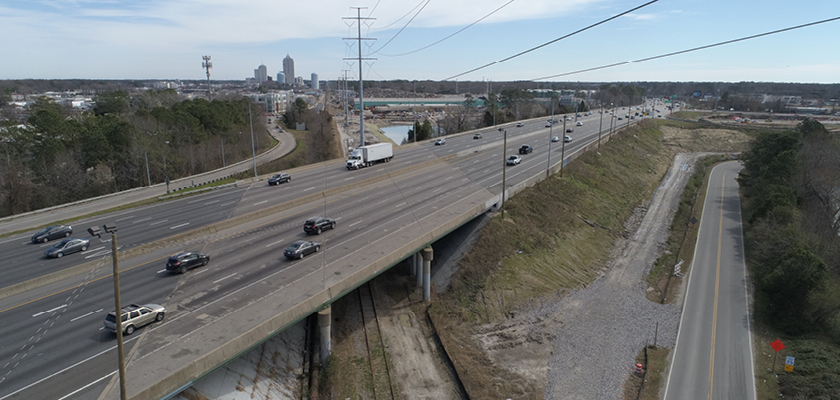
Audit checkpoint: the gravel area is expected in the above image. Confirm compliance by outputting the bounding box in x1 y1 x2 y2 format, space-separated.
540 153 706 399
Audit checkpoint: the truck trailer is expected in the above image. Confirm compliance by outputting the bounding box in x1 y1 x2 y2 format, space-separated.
346 143 393 169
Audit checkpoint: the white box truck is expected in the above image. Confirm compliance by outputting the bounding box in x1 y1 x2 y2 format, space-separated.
346 143 393 169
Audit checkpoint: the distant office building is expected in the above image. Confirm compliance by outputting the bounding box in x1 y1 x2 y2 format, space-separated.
277 72 285 84
294 76 304 86
249 91 292 114
283 54 295 85
311 73 319 90
254 64 268 84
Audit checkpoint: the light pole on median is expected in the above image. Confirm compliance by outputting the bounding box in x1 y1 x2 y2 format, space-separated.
598 105 604 149
163 141 170 194
88 224 126 400
546 99 555 178
560 118 567 178
499 127 507 219
248 103 258 178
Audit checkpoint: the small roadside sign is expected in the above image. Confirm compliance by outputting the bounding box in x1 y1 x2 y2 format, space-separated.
771 340 785 352
785 356 795 372
784 364 794 372
690 217 698 225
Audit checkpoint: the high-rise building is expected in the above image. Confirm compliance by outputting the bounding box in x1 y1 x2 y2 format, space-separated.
277 72 285 84
254 64 268 84
311 73 319 90
283 54 295 85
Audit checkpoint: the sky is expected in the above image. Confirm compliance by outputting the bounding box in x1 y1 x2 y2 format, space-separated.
1 0 839 84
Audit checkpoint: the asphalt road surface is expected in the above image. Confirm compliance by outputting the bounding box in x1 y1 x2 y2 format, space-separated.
0 104 663 400
664 161 757 400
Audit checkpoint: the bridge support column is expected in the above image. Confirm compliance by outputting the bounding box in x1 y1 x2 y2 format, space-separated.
408 253 416 277
415 252 423 288
421 247 433 302
318 307 331 367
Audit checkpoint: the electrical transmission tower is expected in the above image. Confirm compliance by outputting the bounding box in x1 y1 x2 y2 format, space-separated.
343 7 376 147
202 55 213 100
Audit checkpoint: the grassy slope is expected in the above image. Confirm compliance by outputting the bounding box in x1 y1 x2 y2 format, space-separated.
428 120 675 398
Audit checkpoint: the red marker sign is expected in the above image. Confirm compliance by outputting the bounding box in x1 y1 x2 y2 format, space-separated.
771 340 785 352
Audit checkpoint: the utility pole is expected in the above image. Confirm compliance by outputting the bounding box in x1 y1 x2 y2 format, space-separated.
500 128 507 218
598 106 604 149
560 118 566 178
202 55 212 100
546 99 555 178
342 69 350 127
343 8 376 147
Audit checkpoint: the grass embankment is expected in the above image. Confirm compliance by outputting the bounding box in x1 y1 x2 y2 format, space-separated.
255 129 306 175
671 111 702 120
428 120 675 398
625 345 670 400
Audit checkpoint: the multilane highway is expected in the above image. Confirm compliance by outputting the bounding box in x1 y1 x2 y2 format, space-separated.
0 105 663 399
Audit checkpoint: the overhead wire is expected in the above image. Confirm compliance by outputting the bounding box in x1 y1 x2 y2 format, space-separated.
442 0 660 81
530 15 840 81
369 0 431 55
379 0 516 57
373 0 427 30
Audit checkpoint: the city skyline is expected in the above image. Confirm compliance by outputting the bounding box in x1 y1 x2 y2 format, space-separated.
1 0 838 83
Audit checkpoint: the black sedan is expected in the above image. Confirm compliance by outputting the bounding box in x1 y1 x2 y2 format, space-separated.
284 240 321 259
518 145 533 154
44 238 90 258
304 217 336 235
268 172 291 185
166 251 210 273
32 225 73 243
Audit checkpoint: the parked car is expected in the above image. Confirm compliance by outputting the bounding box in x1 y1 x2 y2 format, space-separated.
434 138 446 145
166 251 210 274
566 128 574 133
473 133 483 139
268 172 291 185
31 225 72 243
104 303 166 335
506 155 521 166
516 122 524 127
576 121 583 126
564 135 572 142
304 217 336 235
284 240 321 259
551 136 561 142
44 238 89 258
518 145 533 154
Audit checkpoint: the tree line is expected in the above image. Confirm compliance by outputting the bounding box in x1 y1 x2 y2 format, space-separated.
740 119 840 335
0 90 272 217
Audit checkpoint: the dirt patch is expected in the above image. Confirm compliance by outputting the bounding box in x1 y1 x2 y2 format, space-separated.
659 125 752 153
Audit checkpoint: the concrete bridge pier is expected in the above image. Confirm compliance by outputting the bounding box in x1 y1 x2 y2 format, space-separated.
318 306 331 367
408 253 416 277
415 251 423 288
421 247 433 302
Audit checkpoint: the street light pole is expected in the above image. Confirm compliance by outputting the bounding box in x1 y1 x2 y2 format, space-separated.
249 103 257 177
546 100 555 178
499 128 507 218
88 225 126 400
560 118 567 178
163 141 170 194
598 106 604 149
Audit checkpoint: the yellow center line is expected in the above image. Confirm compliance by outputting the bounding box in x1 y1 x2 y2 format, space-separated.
708 172 726 399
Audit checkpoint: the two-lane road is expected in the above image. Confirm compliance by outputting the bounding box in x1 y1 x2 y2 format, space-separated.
665 161 757 400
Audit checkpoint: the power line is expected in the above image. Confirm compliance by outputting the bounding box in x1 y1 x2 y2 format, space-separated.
373 0 426 30
443 0 660 81
531 16 840 81
380 0 516 57
370 0 430 55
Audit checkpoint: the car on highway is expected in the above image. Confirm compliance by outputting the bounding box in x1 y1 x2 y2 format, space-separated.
31 225 73 243
630 116 635 119
566 128 573 133
518 145 533 154
166 251 210 274
268 172 291 185
104 303 165 335
473 133 482 139
434 138 446 145
564 135 572 142
284 240 321 259
44 238 89 258
506 155 521 166
304 217 336 235
576 121 583 126
565 116 572 121
617 117 623 120
517 122 524 127
545 122 552 127
551 136 560 142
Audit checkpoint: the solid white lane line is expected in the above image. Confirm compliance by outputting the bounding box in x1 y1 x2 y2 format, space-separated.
149 219 169 226
56 371 117 400
265 239 285 248
170 222 190 230
114 215 135 222
204 200 220 205
254 200 268 206
70 309 103 322
213 273 237 284
32 304 67 318
349 220 363 227
133 217 151 223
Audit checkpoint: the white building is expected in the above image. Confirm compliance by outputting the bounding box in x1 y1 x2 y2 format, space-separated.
249 91 292 114
254 64 268 84
283 55 295 85
277 72 285 85
310 73 319 90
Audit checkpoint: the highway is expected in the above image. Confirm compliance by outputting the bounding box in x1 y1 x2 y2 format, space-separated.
664 161 757 400
0 105 661 399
